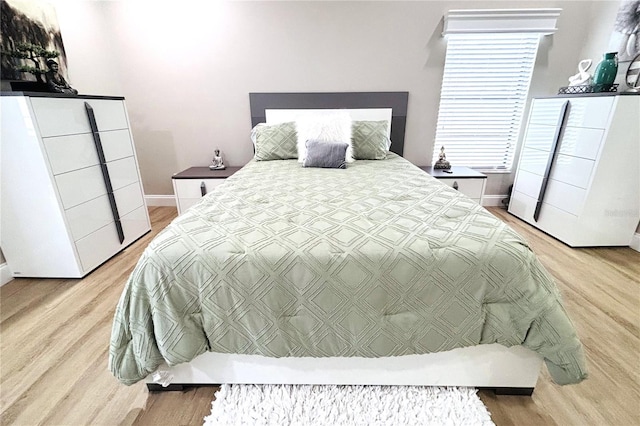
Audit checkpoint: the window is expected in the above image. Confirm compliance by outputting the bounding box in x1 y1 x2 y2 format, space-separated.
433 9 561 171
432 34 539 170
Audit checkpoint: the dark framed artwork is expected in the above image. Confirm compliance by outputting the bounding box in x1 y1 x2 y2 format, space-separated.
609 0 640 62
0 0 68 88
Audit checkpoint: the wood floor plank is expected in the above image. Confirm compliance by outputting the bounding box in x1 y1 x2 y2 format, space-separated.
1 206 638 425
132 387 217 426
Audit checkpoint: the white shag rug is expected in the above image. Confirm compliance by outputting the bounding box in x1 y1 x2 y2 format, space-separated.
203 384 494 426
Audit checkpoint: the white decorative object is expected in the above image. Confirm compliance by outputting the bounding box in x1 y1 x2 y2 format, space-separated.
0 95 151 278
210 149 225 170
204 384 494 426
509 95 640 247
568 59 593 86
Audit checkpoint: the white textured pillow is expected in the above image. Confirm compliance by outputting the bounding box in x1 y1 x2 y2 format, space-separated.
295 111 353 163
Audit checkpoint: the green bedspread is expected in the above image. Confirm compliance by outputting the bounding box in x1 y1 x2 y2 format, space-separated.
109 154 587 385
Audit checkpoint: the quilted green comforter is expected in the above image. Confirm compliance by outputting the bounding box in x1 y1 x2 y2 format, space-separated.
109 154 587 385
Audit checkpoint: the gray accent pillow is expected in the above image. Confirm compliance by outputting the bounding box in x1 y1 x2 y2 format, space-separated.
352 120 390 160
302 140 348 169
252 122 298 161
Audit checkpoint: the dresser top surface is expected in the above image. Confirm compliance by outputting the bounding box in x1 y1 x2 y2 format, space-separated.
536 92 639 99
419 166 487 179
1 91 124 101
172 167 242 179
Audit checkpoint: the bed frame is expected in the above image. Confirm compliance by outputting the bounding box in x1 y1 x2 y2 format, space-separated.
147 345 541 395
146 92 543 395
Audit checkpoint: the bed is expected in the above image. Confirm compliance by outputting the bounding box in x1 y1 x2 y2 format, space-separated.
109 92 587 395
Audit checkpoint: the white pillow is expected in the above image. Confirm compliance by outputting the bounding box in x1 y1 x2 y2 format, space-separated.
295 111 353 163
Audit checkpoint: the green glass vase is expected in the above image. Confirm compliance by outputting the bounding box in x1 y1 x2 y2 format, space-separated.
592 52 618 86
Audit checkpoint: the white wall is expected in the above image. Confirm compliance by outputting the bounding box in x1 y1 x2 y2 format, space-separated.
53 0 123 96
53 1 623 197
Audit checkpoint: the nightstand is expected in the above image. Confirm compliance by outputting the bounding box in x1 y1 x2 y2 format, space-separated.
419 166 487 205
172 167 241 215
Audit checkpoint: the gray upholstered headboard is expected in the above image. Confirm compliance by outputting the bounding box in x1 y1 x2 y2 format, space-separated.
249 92 409 156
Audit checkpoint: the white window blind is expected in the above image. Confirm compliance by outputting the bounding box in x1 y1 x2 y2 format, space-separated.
432 33 540 171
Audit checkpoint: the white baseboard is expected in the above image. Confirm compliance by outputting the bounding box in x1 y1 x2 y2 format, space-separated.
482 195 508 207
631 233 640 252
1 263 13 287
145 195 176 207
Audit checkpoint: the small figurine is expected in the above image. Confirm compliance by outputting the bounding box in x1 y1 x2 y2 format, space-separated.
433 146 451 170
44 59 78 94
568 59 593 86
210 149 226 170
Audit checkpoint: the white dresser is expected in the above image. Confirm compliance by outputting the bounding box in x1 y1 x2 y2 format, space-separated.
1 93 151 278
509 95 640 247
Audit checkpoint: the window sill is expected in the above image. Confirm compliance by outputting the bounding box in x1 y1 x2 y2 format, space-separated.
471 168 513 175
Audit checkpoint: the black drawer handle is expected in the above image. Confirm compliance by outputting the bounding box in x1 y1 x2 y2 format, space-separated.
533 100 570 222
85 102 124 244
453 181 459 190
200 182 206 197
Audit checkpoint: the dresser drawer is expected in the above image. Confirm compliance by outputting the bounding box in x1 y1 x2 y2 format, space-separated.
514 170 586 215
174 178 226 199
31 98 129 137
55 157 140 209
65 182 144 241
113 181 145 216
44 133 97 175
74 206 149 273
174 178 227 214
44 129 134 175
529 97 614 129
177 198 203 213
550 155 594 189
437 178 484 200
557 127 604 160
544 179 587 216
523 124 604 160
509 190 578 244
101 129 135 162
518 149 594 189
513 169 543 199
107 157 141 192
56 165 105 209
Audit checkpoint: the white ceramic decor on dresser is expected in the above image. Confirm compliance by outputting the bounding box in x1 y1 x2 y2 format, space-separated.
509 95 640 247
0 94 151 278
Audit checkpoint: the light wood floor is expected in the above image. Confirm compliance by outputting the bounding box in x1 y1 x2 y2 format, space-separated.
1 206 638 425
